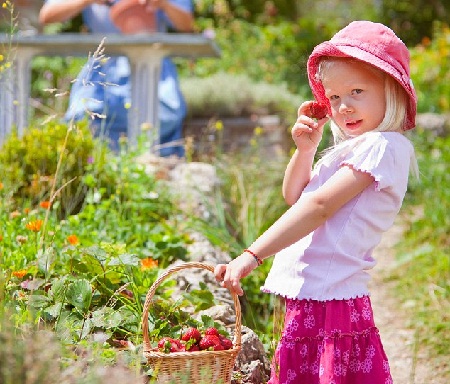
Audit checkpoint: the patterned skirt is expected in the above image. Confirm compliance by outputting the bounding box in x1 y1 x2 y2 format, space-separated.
268 296 393 384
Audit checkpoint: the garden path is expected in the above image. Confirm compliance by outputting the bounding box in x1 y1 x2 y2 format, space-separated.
370 220 446 384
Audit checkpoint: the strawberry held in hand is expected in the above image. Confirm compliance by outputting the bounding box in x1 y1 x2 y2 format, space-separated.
309 101 328 119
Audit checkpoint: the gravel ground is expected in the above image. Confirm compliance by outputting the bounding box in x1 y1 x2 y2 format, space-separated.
370 222 448 384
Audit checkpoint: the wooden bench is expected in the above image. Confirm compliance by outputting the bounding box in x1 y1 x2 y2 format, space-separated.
0 33 220 147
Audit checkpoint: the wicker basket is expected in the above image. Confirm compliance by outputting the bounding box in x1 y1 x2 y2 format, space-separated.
142 262 242 384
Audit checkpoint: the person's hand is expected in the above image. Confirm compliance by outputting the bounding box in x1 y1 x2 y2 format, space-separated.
214 252 258 296
138 0 168 11
291 101 328 153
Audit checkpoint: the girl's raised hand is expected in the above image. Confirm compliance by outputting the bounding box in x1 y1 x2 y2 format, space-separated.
291 101 329 153
214 252 258 296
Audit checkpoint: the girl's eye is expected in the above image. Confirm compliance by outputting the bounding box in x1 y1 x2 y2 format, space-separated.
352 89 363 95
329 95 339 101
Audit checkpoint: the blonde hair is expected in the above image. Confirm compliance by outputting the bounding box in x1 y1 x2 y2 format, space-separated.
316 57 419 178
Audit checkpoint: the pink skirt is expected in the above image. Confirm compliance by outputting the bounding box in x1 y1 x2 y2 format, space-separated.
268 296 393 384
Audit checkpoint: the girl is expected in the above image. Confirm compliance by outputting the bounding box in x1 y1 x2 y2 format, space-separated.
215 21 418 384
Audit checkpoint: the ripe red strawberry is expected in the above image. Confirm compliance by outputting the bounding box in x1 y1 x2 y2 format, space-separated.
213 344 225 351
157 337 182 353
219 336 233 350
309 102 328 119
204 327 220 336
199 335 221 350
186 344 200 352
181 327 202 343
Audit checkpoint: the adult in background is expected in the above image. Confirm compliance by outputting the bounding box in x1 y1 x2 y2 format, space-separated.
39 0 194 157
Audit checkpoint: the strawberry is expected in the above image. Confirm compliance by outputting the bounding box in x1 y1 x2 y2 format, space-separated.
213 344 225 351
199 335 221 350
204 327 220 336
186 344 200 352
309 102 328 119
219 336 233 350
157 337 182 353
181 327 202 343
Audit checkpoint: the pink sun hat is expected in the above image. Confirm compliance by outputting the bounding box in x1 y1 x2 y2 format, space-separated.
307 20 417 130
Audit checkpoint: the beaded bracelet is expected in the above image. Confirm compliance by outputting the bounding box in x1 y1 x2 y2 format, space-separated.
244 249 263 266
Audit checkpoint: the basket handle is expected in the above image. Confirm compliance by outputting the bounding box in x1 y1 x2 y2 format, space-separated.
142 261 242 353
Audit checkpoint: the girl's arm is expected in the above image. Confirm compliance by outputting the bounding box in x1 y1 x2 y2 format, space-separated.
39 0 102 24
282 101 328 205
215 164 375 295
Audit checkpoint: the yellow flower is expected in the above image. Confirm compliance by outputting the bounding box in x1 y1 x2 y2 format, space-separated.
0 54 3 61
67 234 79 245
140 257 158 270
124 102 131 109
254 126 263 136
214 120 224 131
12 270 27 279
25 219 43 232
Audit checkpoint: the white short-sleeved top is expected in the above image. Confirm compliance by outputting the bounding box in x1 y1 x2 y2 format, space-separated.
261 132 415 301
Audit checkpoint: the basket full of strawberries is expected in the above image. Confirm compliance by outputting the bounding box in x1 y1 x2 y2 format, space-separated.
142 262 242 384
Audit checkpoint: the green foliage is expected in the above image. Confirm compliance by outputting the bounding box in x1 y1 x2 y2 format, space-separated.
0 120 96 217
181 72 300 121
392 130 450 359
410 22 450 113
186 17 336 95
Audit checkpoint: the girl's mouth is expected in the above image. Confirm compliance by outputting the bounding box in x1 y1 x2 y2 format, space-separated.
345 119 362 130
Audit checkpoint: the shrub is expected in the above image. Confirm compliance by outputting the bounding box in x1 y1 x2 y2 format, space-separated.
0 120 96 217
410 22 450 113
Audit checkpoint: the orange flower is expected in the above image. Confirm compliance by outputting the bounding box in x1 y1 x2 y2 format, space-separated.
140 257 158 270
23 208 31 215
67 234 79 245
12 269 27 279
25 219 43 232
0 234 3 241
40 201 51 210
0 182 3 190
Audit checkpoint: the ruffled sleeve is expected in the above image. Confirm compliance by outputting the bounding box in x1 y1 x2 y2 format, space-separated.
340 132 412 191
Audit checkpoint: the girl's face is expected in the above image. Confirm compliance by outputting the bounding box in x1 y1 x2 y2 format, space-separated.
322 60 386 137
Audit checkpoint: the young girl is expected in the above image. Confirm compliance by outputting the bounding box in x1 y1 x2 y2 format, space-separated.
215 21 418 383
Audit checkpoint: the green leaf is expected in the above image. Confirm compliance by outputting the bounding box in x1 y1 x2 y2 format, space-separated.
91 307 123 329
44 302 63 318
109 253 140 267
28 293 52 308
66 279 93 314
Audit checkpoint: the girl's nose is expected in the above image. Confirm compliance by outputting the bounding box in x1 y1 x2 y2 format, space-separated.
338 101 353 114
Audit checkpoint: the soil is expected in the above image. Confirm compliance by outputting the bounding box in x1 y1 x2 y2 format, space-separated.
370 220 448 384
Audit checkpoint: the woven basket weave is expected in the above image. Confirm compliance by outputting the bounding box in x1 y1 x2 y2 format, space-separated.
142 262 242 384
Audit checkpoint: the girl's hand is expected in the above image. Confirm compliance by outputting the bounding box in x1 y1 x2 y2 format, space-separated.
214 252 258 296
291 101 328 153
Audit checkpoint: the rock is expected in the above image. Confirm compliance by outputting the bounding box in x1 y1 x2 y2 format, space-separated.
415 112 450 136
232 326 271 383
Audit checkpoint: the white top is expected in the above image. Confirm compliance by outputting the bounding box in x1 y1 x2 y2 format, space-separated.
261 132 414 301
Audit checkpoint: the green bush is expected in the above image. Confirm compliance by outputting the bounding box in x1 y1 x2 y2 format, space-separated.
181 72 300 121
0 120 96 217
410 22 450 113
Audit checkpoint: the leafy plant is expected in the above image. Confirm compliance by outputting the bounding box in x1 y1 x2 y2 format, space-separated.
0 120 96 218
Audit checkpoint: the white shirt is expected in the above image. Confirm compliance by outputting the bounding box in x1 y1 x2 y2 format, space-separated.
261 132 415 301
